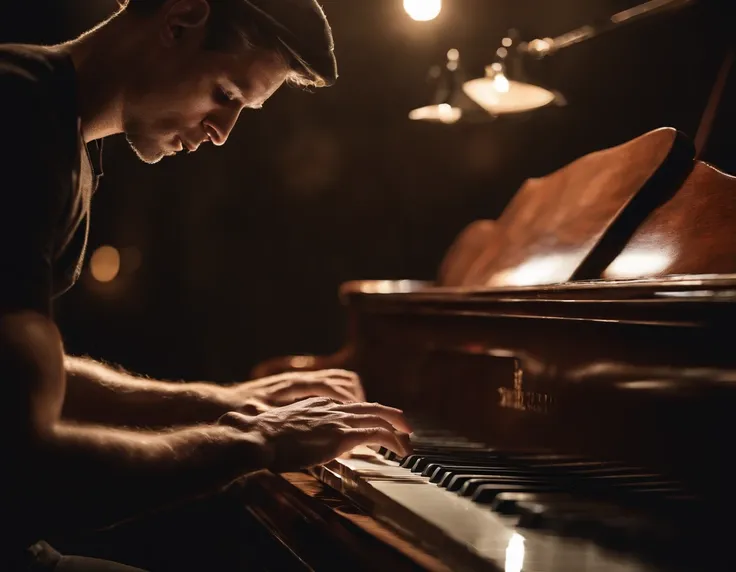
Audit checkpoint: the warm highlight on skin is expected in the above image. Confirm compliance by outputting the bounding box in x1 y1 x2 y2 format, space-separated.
123 48 288 163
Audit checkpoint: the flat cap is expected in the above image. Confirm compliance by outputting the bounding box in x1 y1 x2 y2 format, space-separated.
242 0 337 86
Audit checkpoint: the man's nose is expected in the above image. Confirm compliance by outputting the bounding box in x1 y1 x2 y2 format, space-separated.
204 107 243 146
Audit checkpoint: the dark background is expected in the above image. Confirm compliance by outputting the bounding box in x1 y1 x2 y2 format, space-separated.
1 0 733 384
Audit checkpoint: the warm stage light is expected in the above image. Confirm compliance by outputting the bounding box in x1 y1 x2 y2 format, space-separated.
90 245 121 283
463 65 556 115
408 102 462 123
403 0 442 21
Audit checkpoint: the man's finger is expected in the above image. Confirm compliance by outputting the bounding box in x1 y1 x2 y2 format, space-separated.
308 369 358 381
334 402 412 433
218 411 251 429
279 381 356 404
341 427 412 457
304 370 366 401
325 379 364 400
341 414 395 433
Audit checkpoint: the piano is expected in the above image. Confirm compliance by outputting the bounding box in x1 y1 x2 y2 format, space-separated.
234 127 736 571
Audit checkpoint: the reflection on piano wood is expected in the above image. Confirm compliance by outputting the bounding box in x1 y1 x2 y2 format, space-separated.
245 128 736 571
236 467 452 571
497 361 553 413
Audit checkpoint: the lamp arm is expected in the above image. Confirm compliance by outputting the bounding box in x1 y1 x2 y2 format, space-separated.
519 0 695 58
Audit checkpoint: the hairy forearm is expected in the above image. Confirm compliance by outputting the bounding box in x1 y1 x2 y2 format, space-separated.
16 422 269 538
63 355 228 428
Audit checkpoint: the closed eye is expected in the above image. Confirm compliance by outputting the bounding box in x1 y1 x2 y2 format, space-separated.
213 86 235 105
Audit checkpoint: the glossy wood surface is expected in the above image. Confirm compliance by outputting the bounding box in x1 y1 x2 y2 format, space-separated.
603 161 736 279
437 220 498 287
233 470 451 571
462 128 693 287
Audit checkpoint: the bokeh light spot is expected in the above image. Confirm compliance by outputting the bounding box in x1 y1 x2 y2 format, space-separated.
90 245 121 283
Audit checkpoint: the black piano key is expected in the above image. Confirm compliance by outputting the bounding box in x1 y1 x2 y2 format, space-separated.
404 453 504 473
400 451 490 467
435 463 528 476
526 460 625 471
510 454 588 466
456 477 547 497
421 463 444 478
472 484 563 504
414 440 490 449
399 455 424 469
402 455 452 471
377 446 400 461
405 444 495 455
515 499 629 534
420 463 475 478
571 466 650 476
515 503 566 531
409 430 479 443
491 492 577 514
438 469 523 488
577 474 666 487
429 465 529 482
443 473 538 492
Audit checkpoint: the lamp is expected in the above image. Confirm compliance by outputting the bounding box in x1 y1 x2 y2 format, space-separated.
462 0 695 116
463 30 562 116
409 49 490 124
403 0 442 22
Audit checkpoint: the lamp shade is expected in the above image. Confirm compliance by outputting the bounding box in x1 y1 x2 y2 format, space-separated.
463 66 557 115
409 49 490 124
408 103 463 124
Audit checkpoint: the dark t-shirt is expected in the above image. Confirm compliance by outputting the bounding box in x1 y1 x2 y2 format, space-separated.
0 43 102 317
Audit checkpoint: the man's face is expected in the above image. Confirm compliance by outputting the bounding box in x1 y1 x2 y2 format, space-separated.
122 5 289 164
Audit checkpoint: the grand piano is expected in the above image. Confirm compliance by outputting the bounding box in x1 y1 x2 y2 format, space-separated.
231 127 736 571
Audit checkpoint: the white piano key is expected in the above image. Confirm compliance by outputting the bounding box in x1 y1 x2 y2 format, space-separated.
314 448 659 572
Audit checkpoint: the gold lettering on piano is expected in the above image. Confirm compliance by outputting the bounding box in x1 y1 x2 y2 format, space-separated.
498 360 553 413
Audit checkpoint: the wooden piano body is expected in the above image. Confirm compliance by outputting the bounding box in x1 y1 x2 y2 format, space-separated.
238 126 736 571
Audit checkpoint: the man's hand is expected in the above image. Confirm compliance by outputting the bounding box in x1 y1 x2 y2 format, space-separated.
224 369 366 415
61 359 369 428
219 397 412 472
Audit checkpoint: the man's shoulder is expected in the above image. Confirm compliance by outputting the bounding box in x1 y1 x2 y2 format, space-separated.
0 43 75 117
0 43 60 83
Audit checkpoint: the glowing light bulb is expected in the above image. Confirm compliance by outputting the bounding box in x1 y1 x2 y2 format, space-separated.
437 103 460 123
408 103 462 124
403 0 442 21
493 72 510 93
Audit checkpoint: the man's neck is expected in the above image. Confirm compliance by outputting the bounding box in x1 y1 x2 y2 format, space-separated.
61 12 140 143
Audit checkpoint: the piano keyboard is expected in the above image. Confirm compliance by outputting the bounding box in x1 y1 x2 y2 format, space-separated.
310 429 703 572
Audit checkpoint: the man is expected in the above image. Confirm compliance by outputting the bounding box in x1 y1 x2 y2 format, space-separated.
0 1 412 570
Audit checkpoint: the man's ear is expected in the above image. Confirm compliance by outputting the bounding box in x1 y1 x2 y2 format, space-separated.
160 0 211 48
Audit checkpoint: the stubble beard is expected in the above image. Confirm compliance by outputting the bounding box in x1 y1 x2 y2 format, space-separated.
123 112 167 164
125 131 166 165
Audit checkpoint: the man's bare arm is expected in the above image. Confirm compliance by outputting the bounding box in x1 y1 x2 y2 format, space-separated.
3 311 411 543
63 355 228 428
63 356 367 428
34 422 267 533
2 312 268 540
